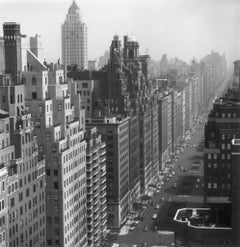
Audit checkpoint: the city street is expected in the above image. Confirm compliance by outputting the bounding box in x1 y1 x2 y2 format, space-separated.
114 119 206 247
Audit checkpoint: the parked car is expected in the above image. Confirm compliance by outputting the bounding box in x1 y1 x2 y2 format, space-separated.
154 204 160 209
152 214 158 219
143 225 149 232
160 197 165 203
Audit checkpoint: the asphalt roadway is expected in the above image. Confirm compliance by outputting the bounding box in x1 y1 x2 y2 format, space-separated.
115 119 206 247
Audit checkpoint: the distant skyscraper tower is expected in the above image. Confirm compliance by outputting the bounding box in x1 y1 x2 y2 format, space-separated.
3 22 22 83
61 0 88 69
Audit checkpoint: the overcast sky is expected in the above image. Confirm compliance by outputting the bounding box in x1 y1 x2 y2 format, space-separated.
0 0 239 66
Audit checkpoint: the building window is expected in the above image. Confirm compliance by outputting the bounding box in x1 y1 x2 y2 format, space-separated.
47 239 52 246
207 163 211 168
54 182 58 190
208 183 211 189
54 206 59 213
82 83 88 88
213 154 217 159
10 198 15 207
221 144 225 149
32 92 37 99
46 169 50 176
32 77 37 85
58 104 62 111
213 163 217 169
55 228 60 236
213 183 217 189
46 133 50 141
208 153 211 159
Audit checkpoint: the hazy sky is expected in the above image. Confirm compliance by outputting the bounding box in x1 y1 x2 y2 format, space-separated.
0 0 239 66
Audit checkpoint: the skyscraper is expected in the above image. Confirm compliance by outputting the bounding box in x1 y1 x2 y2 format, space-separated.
61 0 88 69
3 22 22 84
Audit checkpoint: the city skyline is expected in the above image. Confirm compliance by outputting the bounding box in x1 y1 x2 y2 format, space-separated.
0 0 239 66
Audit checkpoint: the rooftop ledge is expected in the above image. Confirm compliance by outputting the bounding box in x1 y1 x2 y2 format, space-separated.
174 208 231 230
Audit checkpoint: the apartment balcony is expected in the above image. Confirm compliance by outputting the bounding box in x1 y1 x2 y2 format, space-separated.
101 211 107 220
92 174 99 184
101 221 107 231
93 188 98 197
101 197 107 205
86 171 92 180
87 179 93 188
101 183 107 192
87 217 93 226
93 195 99 206
87 202 93 211
86 156 93 164
101 168 106 177
92 182 99 191
101 175 106 183
93 204 100 214
101 143 106 149
87 188 93 196
98 148 106 156
93 216 101 227
99 156 106 163
87 195 93 202
87 232 94 241
92 151 98 160
92 167 98 176
93 230 101 244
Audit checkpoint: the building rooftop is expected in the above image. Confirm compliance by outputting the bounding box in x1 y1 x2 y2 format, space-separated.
174 208 231 229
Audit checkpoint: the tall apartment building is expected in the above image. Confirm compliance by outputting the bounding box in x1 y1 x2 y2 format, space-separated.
203 61 240 234
0 75 46 247
30 34 44 62
0 111 10 247
128 116 140 205
139 105 152 194
231 139 240 246
86 117 130 229
172 90 182 150
71 80 94 118
158 91 174 169
204 85 240 202
24 66 88 247
0 37 5 74
85 126 107 247
62 0 88 69
151 100 159 180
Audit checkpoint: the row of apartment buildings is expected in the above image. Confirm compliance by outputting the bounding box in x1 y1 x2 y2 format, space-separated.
174 60 240 247
67 34 227 229
0 22 107 247
0 21 227 247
